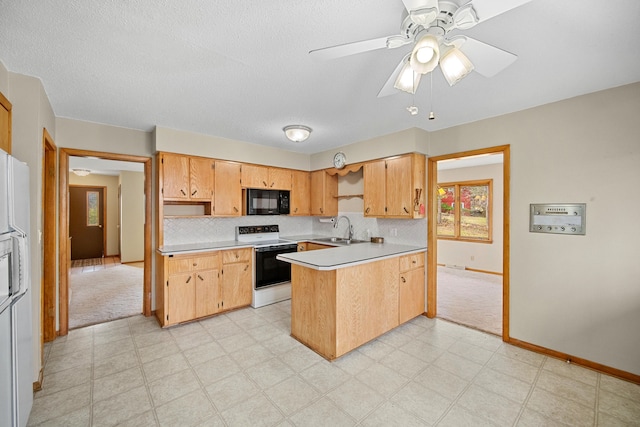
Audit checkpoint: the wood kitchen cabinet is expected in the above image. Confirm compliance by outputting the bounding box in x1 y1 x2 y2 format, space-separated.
310 170 338 216
0 91 11 154
220 248 252 309
160 252 220 326
398 252 425 324
214 160 242 216
160 152 214 201
363 153 425 219
305 242 333 251
290 170 311 216
241 164 291 190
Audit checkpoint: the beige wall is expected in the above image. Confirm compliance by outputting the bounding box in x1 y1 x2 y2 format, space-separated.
437 163 503 273
0 60 8 96
69 173 120 256
430 82 640 376
310 127 429 170
8 72 56 382
120 171 144 262
154 126 310 170
56 118 153 156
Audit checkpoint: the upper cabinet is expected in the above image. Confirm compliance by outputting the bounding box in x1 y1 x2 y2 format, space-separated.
213 160 242 216
310 170 338 216
0 92 12 154
290 170 311 216
364 153 425 219
241 164 291 190
160 153 214 201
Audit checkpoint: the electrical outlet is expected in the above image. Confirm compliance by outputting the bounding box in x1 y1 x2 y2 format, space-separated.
470 256 475 261
390 228 397 237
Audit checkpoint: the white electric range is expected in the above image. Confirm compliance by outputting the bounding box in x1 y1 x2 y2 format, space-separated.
236 225 297 308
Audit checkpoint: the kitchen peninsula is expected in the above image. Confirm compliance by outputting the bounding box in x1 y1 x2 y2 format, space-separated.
277 242 426 360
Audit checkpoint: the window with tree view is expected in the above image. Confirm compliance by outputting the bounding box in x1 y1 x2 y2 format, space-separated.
437 180 492 242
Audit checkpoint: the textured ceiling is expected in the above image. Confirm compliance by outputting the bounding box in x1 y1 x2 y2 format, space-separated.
1 0 639 154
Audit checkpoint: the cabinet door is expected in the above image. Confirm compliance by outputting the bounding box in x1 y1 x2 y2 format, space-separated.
162 153 190 199
0 92 11 154
268 168 292 190
290 170 310 216
363 159 386 217
399 267 425 324
195 269 220 318
385 156 413 217
241 164 269 188
190 157 214 200
221 248 252 264
167 272 196 324
310 171 338 216
221 262 252 309
214 161 242 216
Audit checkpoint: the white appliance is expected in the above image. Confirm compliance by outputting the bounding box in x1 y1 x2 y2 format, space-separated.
236 225 297 308
0 149 33 427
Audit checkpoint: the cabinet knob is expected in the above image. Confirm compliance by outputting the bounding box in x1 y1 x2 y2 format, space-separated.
401 276 406 283
233 206 239 212
197 274 204 281
191 190 197 196
412 260 416 264
365 207 370 214
403 207 409 213
186 276 192 283
244 265 249 272
180 189 187 196
263 181 268 187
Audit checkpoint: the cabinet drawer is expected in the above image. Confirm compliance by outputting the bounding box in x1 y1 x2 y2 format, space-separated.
191 254 219 271
167 252 219 274
399 253 424 271
222 248 252 264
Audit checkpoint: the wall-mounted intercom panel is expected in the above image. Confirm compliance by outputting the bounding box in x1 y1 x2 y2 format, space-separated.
529 203 586 235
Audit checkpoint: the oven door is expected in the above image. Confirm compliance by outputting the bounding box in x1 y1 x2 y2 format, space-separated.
254 244 297 289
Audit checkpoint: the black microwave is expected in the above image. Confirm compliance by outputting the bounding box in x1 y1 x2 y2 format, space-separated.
246 189 290 215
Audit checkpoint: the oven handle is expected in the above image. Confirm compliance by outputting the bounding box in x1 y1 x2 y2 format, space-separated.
255 244 298 253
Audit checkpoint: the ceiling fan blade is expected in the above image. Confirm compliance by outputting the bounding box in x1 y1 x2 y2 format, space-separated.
377 57 407 98
309 36 391 60
465 0 532 24
454 36 517 77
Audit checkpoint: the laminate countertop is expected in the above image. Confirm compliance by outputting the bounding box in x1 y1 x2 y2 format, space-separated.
276 241 426 271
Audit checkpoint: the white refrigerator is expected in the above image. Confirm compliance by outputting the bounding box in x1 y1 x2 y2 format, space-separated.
0 148 33 427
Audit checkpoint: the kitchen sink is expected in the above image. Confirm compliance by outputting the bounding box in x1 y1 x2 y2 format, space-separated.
314 237 367 245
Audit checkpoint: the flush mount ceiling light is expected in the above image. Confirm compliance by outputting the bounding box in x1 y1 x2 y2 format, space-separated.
71 168 91 176
283 125 312 142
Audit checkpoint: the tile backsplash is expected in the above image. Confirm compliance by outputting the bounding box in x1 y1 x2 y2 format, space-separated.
163 212 427 247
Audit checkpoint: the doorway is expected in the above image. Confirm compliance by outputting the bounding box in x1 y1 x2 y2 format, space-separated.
56 148 152 336
69 186 106 260
427 145 511 341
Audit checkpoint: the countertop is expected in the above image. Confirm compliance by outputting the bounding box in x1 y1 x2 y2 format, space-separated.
276 241 426 271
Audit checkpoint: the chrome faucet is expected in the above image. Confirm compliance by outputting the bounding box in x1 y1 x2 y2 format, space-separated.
334 216 353 240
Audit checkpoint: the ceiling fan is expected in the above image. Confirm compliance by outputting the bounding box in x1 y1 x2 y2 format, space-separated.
310 0 532 97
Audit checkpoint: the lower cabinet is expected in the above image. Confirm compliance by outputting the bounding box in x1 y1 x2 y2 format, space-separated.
398 253 425 324
157 248 252 327
221 248 252 310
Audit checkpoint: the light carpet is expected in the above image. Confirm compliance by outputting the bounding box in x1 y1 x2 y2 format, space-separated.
437 266 503 336
69 264 143 329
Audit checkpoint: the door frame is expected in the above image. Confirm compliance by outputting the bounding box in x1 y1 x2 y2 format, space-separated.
69 184 107 259
58 148 152 336
426 145 511 341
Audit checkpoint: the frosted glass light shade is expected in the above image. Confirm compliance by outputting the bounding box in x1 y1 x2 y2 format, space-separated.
72 168 91 176
440 47 474 86
394 58 422 94
410 34 440 74
283 125 312 142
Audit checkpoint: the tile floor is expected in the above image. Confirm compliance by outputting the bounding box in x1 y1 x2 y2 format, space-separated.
31 301 640 426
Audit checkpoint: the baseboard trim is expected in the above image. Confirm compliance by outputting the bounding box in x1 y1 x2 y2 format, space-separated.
436 263 502 276
508 337 640 385
33 368 43 392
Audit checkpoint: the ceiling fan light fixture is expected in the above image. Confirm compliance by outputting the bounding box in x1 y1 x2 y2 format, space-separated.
283 125 312 142
394 56 421 94
71 168 91 177
453 4 479 30
410 34 440 74
440 47 474 86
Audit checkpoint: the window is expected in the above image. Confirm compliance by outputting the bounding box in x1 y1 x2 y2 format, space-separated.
437 180 492 242
86 191 100 226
